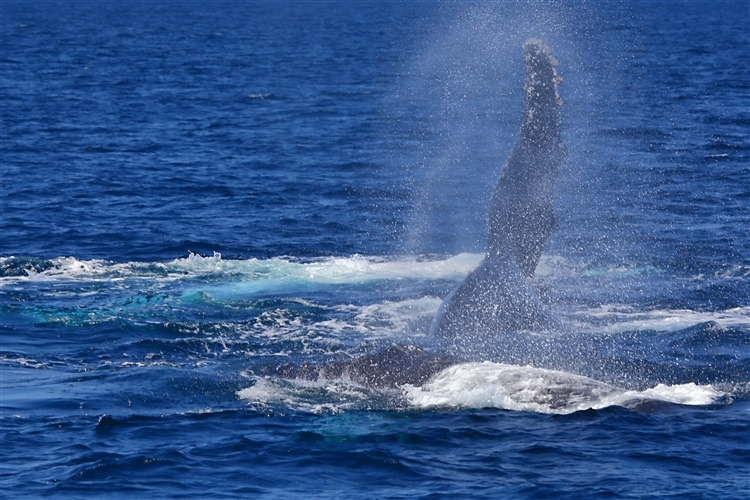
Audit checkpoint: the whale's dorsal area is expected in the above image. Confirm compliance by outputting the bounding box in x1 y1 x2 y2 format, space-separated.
431 39 565 354
263 344 457 389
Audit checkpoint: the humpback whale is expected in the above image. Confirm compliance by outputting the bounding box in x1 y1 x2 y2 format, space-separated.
262 39 566 388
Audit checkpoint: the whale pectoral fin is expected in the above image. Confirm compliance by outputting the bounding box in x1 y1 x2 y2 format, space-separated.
490 39 564 278
430 39 564 351
512 201 557 278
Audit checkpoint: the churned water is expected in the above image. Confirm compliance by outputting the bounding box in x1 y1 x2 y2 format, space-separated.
1 1 748 498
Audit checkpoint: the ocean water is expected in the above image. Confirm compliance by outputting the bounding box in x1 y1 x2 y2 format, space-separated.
1 1 749 498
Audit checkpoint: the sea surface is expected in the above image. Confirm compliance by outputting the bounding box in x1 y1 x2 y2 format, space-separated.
1 1 749 498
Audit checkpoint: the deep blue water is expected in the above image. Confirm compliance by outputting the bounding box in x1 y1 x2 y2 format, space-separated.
2 1 749 498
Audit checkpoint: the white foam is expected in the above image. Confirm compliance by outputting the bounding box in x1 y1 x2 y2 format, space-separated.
638 383 722 406
714 265 750 279
179 251 482 284
403 362 724 414
0 256 122 282
230 296 442 347
237 377 278 404
198 253 483 299
0 356 49 369
347 297 443 338
237 376 382 414
574 305 750 332
0 252 483 288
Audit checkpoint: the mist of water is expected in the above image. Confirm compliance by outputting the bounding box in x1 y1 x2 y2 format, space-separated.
380 1 611 258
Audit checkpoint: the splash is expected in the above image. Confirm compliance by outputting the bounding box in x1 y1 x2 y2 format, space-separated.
237 362 726 415
403 362 724 414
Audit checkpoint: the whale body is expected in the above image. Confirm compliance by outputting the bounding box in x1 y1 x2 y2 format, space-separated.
262 40 566 388
263 343 457 389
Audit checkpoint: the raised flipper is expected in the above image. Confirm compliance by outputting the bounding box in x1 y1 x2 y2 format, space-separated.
432 39 565 348
488 38 566 277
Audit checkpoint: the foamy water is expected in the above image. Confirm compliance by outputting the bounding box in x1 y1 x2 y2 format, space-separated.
402 362 724 414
